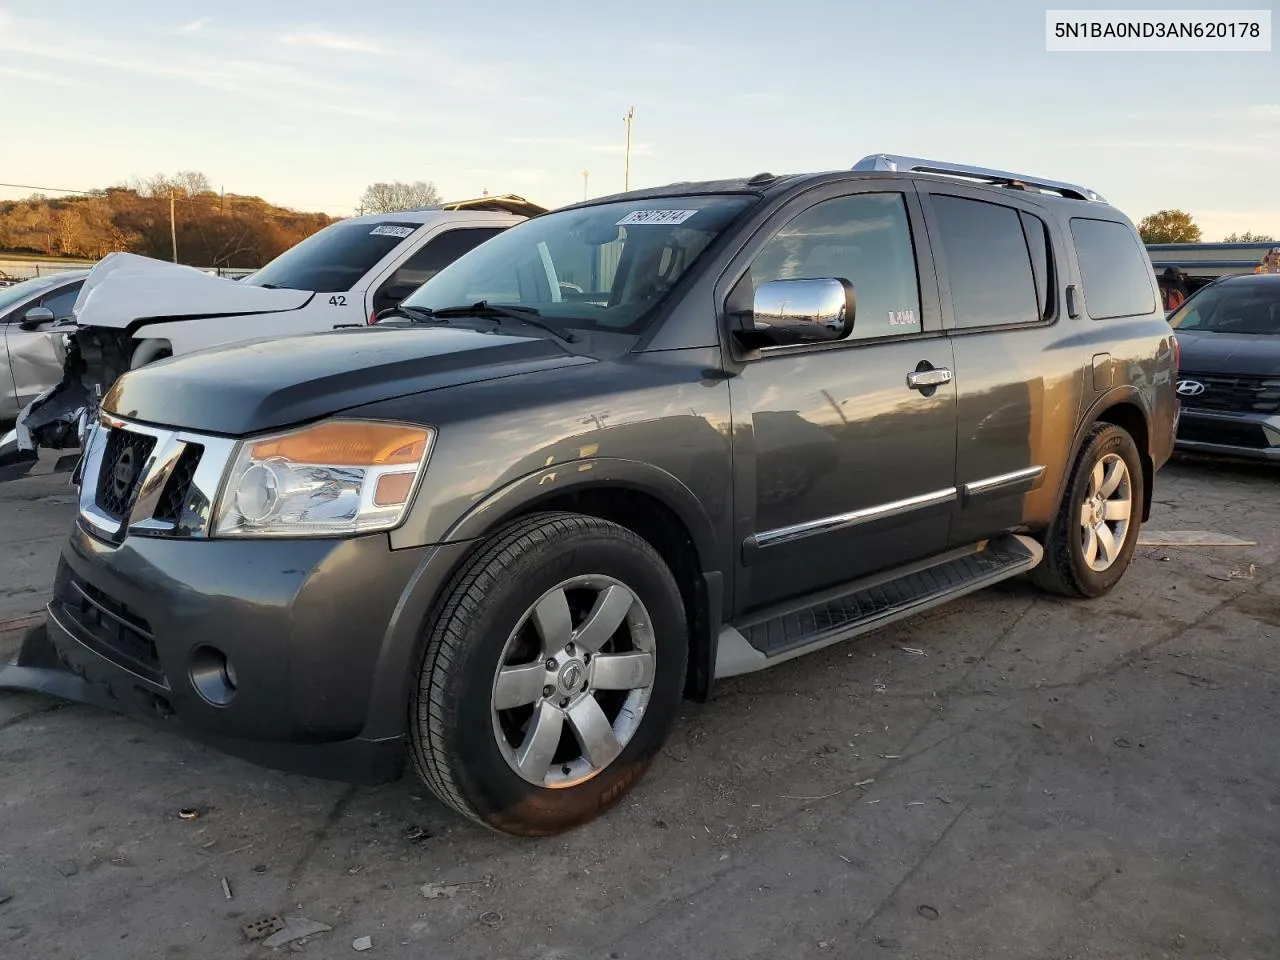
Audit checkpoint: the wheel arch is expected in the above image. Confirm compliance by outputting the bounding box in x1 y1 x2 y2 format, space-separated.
439 459 725 701
1060 389 1155 522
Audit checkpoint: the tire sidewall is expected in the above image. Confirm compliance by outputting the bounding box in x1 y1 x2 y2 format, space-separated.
438 527 686 835
1064 426 1144 596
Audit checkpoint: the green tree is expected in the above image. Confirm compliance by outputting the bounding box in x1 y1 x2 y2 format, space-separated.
1222 230 1275 242
1138 210 1202 244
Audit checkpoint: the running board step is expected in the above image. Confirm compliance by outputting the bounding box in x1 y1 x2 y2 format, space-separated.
715 535 1043 679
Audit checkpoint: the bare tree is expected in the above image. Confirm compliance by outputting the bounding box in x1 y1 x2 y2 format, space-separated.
358 181 442 214
173 170 213 197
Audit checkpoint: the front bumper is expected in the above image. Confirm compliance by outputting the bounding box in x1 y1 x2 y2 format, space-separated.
0 521 474 784
1175 408 1280 462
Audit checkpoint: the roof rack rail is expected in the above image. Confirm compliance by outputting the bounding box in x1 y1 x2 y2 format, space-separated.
852 154 1105 203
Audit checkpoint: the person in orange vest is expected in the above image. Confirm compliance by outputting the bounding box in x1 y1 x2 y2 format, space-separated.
1161 267 1188 310
1254 247 1280 274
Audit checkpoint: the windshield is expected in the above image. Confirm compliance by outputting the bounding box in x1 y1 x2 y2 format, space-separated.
1170 282 1280 335
0 274 64 313
402 195 754 333
242 219 423 293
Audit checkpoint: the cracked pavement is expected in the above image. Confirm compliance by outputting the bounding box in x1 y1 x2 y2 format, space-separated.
1 455 1277 959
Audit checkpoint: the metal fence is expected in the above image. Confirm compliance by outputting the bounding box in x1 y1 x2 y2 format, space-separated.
0 257 255 285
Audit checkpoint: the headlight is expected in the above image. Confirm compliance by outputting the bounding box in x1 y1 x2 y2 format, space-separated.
213 420 434 538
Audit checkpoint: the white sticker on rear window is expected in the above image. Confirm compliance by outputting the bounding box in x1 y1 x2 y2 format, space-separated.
616 209 698 226
369 225 416 238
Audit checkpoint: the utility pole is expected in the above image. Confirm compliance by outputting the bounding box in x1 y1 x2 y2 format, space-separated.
623 106 634 191
169 189 178 263
582 169 590 201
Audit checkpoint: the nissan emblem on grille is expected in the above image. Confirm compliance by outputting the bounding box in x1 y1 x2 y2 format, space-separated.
111 447 138 500
1176 380 1206 397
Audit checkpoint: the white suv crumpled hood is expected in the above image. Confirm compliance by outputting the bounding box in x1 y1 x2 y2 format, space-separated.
72 252 312 329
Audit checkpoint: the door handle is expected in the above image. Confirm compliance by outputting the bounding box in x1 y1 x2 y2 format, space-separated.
906 367 953 390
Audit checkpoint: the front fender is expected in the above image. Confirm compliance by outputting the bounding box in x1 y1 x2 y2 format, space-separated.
425 456 722 577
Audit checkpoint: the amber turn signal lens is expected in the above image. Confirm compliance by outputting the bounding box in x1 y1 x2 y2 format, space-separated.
373 472 415 506
249 422 430 466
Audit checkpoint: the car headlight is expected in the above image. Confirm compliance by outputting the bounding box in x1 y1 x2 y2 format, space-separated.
213 420 434 538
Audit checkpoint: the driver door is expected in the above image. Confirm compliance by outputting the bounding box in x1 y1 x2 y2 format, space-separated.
727 184 958 613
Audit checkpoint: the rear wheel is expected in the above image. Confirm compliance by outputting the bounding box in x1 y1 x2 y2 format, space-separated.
408 512 687 836
1032 422 1144 598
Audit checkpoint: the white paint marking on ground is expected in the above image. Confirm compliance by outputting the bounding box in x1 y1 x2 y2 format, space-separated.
1138 530 1257 547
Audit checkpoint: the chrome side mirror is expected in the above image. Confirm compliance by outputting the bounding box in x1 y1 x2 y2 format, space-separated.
751 278 854 344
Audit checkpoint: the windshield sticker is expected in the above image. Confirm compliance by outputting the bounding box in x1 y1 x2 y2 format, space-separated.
616 209 698 226
888 309 918 327
369 225 417 238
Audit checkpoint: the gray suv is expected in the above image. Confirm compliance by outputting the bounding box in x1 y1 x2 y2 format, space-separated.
2 154 1179 835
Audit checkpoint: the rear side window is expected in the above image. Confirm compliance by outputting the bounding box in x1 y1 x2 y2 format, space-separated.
931 196 1039 329
1070 218 1156 320
243 220 422 293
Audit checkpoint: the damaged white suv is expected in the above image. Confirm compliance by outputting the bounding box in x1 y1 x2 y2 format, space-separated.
0 196 544 474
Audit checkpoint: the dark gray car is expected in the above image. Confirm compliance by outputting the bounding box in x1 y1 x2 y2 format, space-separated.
1169 274 1280 460
2 155 1178 835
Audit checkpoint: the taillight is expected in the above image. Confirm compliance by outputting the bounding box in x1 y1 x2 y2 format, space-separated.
1171 335 1181 371
368 309 377 326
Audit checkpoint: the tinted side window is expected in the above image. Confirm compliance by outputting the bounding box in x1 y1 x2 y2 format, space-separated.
1069 218 1156 320
931 195 1039 329
397 229 504 289
750 192 922 340
39 283 83 320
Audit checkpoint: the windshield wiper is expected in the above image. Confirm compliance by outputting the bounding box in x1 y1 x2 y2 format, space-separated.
374 303 441 324
429 301 579 343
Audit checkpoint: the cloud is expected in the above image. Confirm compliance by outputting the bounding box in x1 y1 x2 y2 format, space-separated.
588 142 654 156
281 32 385 54
180 17 210 33
1216 103 1280 123
0 65 83 87
1087 139 1268 156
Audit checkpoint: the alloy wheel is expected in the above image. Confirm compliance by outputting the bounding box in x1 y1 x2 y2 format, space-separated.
490 575 656 788
1079 452 1132 572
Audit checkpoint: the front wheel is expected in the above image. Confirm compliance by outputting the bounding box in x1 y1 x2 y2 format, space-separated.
1031 422 1145 598
409 512 687 836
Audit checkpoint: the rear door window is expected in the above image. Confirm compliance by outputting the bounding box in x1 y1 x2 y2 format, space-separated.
930 195 1040 329
1070 218 1156 320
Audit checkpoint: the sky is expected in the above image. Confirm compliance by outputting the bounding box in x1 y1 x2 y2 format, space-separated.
0 0 1276 238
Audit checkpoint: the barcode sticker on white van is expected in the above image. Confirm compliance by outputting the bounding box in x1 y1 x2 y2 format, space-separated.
616 209 698 226
369 225 417 238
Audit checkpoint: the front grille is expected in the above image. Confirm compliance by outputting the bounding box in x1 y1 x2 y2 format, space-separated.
53 562 163 684
1179 372 1280 415
155 443 203 525
1178 420 1273 449
94 428 156 521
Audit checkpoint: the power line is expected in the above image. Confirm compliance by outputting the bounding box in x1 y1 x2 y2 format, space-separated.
0 182 99 195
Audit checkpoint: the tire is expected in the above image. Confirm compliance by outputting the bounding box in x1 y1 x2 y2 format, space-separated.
1031 423 1145 599
408 511 688 836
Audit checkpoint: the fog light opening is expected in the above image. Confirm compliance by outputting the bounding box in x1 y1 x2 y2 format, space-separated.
190 646 237 706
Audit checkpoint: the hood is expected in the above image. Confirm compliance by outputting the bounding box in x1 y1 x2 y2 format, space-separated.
73 252 311 330
103 325 591 435
1175 329 1280 377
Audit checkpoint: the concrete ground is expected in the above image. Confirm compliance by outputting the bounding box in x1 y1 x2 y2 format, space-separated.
1 455 1277 960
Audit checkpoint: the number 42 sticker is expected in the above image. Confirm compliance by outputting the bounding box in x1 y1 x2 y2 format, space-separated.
328 295 347 306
